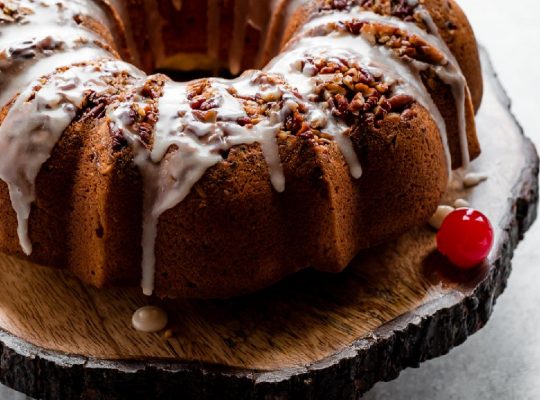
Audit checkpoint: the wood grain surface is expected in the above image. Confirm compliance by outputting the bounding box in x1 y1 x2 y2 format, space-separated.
0 50 537 400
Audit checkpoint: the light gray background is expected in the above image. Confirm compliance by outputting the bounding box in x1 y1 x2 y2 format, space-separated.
1 1 539 399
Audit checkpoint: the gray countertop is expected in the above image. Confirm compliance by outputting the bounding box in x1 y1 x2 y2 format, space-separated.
2 1 539 399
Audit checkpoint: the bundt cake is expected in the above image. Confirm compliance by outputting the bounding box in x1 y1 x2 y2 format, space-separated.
0 0 482 298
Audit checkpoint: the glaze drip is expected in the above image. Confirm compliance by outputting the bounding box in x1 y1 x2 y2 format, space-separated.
299 7 471 170
0 60 142 254
0 0 475 297
109 73 309 294
267 33 430 177
0 0 132 254
0 36 112 108
416 8 470 168
0 0 114 108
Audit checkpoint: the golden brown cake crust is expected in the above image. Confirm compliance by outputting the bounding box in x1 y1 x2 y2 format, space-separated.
281 0 483 111
0 0 483 298
422 0 483 111
150 104 447 298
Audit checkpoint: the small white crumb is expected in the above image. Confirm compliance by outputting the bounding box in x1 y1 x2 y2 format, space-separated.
429 205 455 230
463 172 488 188
454 198 470 208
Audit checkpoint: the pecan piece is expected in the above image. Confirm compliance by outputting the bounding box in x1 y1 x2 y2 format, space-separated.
387 94 414 111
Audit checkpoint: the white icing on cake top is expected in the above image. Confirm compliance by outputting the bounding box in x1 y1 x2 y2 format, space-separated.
267 31 445 178
0 0 473 296
0 60 143 255
297 7 471 172
109 74 303 295
0 41 113 109
0 0 115 108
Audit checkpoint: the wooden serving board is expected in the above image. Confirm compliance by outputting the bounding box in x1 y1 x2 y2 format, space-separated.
0 50 537 400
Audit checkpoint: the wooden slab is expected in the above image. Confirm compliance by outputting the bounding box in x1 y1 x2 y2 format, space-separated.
0 50 538 400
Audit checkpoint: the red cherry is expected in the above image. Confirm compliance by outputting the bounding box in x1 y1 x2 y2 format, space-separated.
436 208 494 269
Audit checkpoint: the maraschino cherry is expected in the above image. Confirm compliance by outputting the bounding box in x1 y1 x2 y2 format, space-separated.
436 208 494 269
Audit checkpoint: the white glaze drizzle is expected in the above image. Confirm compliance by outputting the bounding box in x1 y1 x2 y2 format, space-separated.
0 0 475 297
267 32 440 177
0 46 113 108
109 80 222 295
0 0 109 28
0 0 110 59
0 0 131 255
0 0 141 256
0 0 115 108
463 172 488 188
454 198 470 208
0 24 101 52
109 73 296 295
428 205 454 230
299 7 470 170
415 7 470 169
0 60 142 254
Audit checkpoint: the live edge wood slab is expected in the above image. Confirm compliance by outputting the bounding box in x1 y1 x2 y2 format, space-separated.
0 50 537 400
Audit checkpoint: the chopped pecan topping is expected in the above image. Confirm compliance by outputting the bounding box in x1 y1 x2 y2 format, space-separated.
387 94 414 110
110 101 156 150
391 0 419 21
300 57 415 128
0 0 34 23
141 76 165 99
343 20 447 65
109 76 165 151
187 73 313 140
2 36 63 62
82 92 109 120
320 0 420 22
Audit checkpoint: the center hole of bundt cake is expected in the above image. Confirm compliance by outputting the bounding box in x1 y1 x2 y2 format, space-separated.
155 68 239 82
